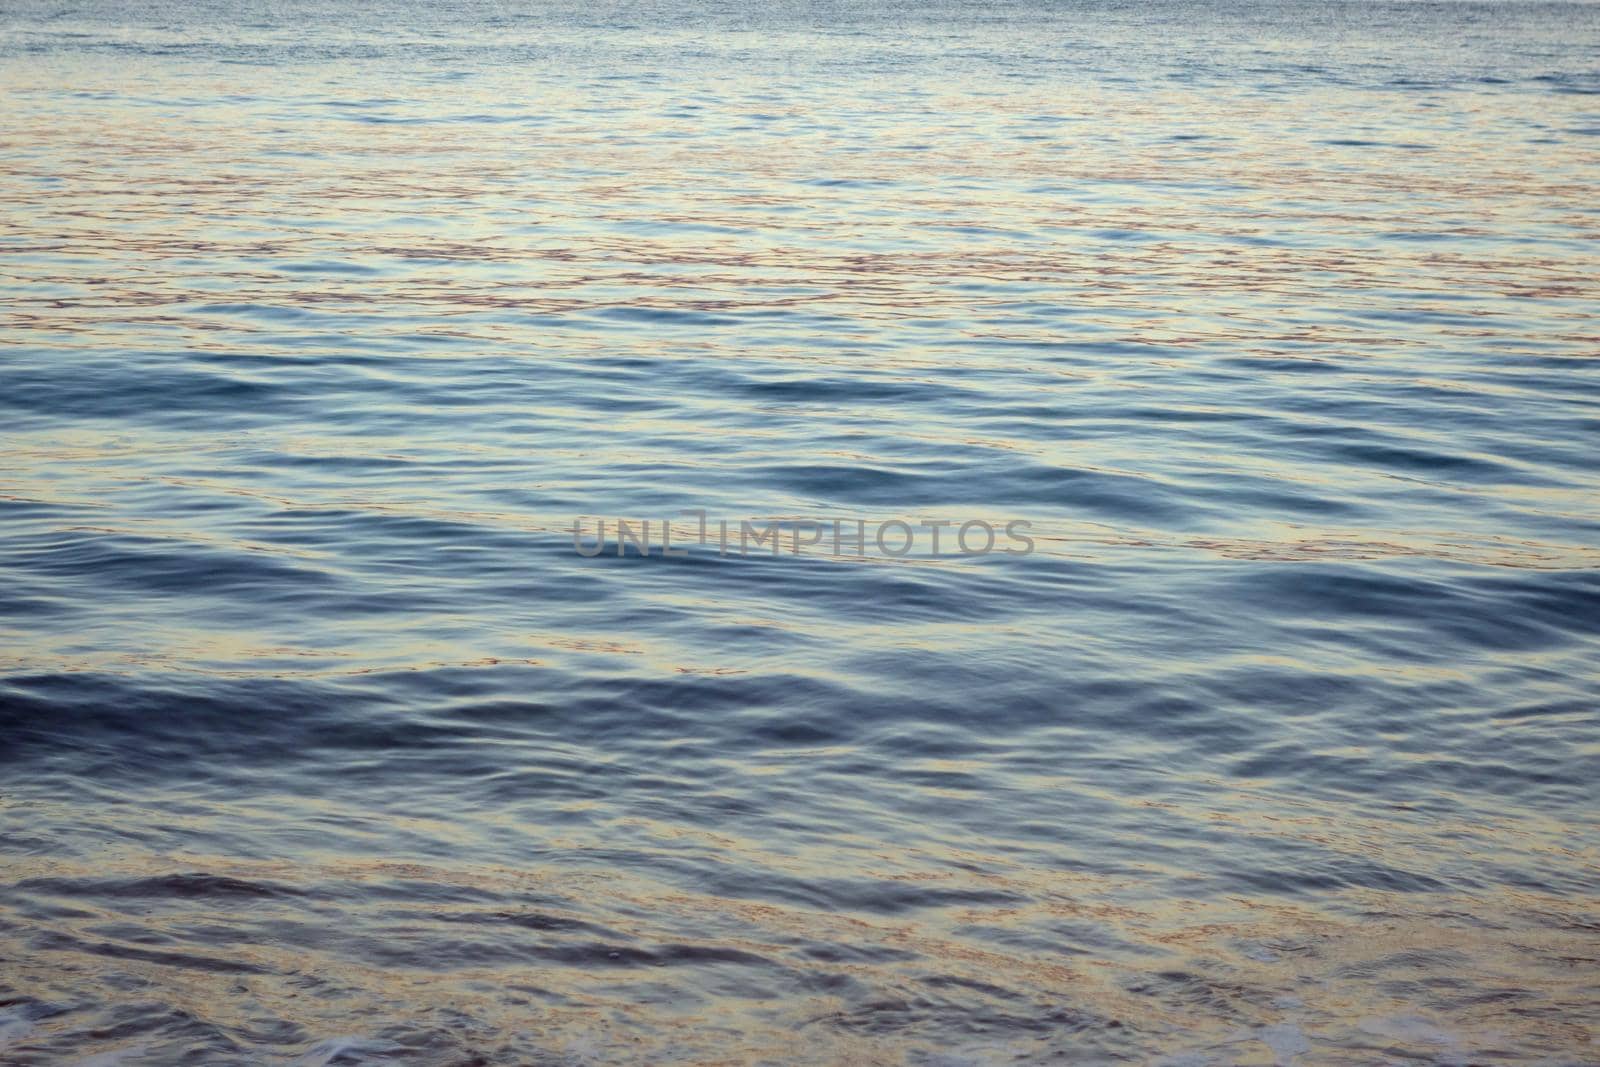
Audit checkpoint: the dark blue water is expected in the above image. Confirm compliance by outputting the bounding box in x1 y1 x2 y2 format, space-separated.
2 0 1599 1062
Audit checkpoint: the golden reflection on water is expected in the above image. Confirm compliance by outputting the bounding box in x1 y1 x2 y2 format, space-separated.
7 816 1596 1063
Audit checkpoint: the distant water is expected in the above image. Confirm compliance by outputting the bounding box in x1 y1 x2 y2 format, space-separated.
3 0 1599 1062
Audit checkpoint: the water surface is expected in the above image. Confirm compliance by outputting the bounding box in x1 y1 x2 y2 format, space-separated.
2 0 1599 1062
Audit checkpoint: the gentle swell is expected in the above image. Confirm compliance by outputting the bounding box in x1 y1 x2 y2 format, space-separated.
1 0 1599 1063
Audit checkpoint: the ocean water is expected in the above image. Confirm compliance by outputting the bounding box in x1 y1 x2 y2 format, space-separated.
3 0 1599 1062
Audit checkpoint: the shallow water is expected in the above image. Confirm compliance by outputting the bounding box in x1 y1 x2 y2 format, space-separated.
2 0 1599 1062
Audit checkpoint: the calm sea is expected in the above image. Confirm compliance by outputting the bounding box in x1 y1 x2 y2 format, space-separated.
2 0 1599 1062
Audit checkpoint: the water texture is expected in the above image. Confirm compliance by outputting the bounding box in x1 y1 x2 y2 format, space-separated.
2 0 1599 1062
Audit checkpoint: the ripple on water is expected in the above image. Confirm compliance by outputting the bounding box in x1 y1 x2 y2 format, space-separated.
2 0 1599 1062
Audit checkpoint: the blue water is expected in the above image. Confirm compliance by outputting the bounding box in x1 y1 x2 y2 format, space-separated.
3 0 1599 1062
